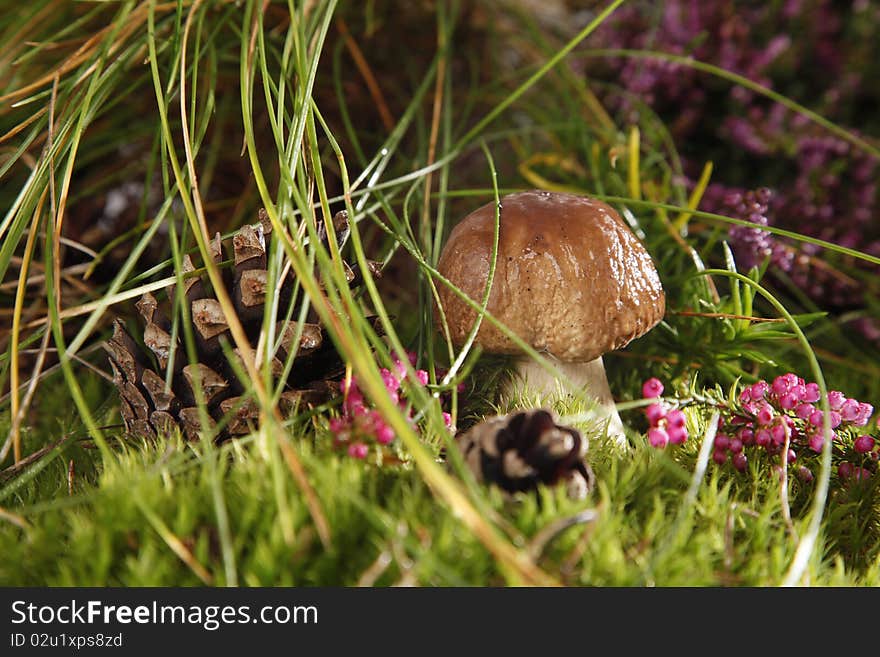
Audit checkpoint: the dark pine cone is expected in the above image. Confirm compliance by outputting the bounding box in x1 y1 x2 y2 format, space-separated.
105 209 381 442
456 409 595 500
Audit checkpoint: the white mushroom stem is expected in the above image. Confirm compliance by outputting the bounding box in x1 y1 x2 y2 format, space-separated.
504 356 627 447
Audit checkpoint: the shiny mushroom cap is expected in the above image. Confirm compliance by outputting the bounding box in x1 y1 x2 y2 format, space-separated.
436 190 665 361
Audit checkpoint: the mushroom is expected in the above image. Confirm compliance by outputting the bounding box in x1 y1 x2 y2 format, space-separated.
435 190 665 445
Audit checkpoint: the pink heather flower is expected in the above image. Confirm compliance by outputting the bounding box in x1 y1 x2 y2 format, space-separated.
642 378 664 398
729 438 743 454
749 381 769 400
329 417 348 435
732 452 747 472
442 412 454 430
803 383 820 403
665 409 686 428
348 443 369 459
349 400 370 417
795 403 815 420
839 464 872 482
380 368 400 394
840 399 860 422
808 409 824 427
737 427 755 445
787 449 797 463
796 466 814 483
757 404 775 426
667 426 688 444
344 389 366 415
809 433 825 453
648 427 669 448
416 369 429 386
778 392 798 410
854 435 875 454
374 420 395 445
853 468 872 482
715 434 730 451
391 359 406 379
645 403 666 425
392 351 418 378
827 391 846 411
755 429 772 447
713 450 728 465
770 423 787 445
739 389 751 404
771 375 790 397
854 403 874 426
828 411 842 429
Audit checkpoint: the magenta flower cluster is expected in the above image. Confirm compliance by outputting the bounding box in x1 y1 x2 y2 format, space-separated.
329 351 454 460
641 378 688 448
641 374 878 483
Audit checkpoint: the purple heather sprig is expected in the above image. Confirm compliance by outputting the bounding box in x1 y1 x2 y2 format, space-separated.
641 375 878 484
701 173 880 344
590 1 880 344
330 351 456 460
592 2 795 129
713 187 793 273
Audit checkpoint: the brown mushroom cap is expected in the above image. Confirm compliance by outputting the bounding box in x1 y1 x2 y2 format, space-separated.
436 190 665 362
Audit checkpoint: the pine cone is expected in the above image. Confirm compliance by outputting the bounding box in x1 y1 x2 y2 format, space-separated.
104 210 381 442
456 409 595 500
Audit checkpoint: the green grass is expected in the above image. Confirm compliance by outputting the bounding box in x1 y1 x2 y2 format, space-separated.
2 376 878 586
1 1 879 586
